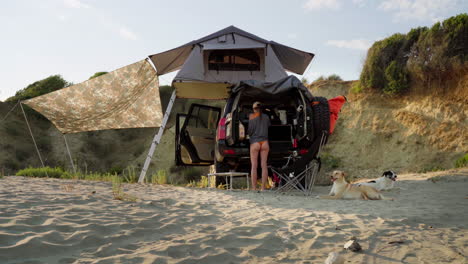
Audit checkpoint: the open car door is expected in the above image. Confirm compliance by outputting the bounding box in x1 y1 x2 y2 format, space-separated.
176 104 221 166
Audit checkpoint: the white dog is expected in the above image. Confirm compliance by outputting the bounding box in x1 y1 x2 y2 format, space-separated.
357 170 397 191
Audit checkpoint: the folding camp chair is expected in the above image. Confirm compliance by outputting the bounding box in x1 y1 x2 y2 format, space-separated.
272 131 327 196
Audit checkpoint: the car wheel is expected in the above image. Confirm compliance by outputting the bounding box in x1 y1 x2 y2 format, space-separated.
312 96 330 143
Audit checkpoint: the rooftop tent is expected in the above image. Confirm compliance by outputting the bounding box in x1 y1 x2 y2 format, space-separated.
149 26 314 99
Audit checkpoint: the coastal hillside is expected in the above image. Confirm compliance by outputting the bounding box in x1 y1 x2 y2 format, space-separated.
309 75 467 180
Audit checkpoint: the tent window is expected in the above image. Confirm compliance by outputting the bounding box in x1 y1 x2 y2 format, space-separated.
208 49 260 71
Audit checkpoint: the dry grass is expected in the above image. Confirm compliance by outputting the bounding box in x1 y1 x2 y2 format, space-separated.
112 177 137 202
60 184 75 192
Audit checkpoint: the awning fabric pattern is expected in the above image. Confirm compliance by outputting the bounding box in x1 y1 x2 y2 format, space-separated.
23 59 162 134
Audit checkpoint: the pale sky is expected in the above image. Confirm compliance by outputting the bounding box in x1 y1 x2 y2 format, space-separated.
0 0 466 100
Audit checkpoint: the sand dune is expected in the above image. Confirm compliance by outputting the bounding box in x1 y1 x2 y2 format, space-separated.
1 169 467 263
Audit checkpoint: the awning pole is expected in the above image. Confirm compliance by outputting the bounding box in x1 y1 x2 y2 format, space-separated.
20 102 49 177
138 89 176 183
63 134 77 174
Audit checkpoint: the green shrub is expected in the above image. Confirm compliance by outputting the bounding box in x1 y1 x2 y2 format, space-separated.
16 166 70 178
350 81 363 93
360 33 407 91
384 60 409 94
313 75 342 82
89 72 108 80
455 153 468 168
14 166 122 182
6 75 70 102
327 74 343 81
360 14 468 94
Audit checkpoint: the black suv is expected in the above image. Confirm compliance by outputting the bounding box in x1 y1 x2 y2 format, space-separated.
175 76 330 174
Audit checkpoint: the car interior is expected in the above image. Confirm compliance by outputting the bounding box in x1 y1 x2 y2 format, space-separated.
226 90 308 147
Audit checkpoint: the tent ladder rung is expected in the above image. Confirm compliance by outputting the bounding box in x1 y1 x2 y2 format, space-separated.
138 90 176 183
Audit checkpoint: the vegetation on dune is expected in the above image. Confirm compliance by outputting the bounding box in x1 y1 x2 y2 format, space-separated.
16 167 71 179
455 153 468 168
112 176 137 202
89 72 108 80
350 81 363 94
16 166 119 181
326 74 343 81
14 165 214 189
6 75 71 102
149 169 168 185
360 13 468 95
313 74 343 82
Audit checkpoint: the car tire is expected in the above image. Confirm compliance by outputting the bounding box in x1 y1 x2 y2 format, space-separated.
311 96 330 143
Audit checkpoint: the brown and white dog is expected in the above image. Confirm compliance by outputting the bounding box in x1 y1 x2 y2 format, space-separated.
320 170 391 200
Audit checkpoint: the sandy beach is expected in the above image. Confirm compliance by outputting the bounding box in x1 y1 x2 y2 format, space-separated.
1 169 467 264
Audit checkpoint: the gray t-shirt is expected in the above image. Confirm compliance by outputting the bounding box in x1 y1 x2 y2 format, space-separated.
248 113 271 144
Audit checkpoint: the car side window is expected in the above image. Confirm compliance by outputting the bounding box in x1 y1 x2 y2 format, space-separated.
187 106 220 129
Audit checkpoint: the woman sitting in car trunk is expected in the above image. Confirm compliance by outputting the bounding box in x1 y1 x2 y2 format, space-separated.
248 101 271 191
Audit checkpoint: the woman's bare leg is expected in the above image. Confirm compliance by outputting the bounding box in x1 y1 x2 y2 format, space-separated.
250 143 260 190
260 142 270 191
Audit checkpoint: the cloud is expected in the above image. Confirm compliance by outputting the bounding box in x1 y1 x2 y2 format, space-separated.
61 1 137 41
352 0 367 7
304 0 341 10
64 0 90 9
119 27 137 41
326 39 373 50
379 0 459 21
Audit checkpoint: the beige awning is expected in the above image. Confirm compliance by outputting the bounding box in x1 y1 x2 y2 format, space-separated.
23 59 163 134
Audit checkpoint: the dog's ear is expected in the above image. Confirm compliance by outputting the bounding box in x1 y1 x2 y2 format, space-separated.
382 171 391 176
342 172 347 178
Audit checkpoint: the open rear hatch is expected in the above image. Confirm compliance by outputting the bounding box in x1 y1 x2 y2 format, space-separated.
224 88 312 155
